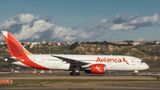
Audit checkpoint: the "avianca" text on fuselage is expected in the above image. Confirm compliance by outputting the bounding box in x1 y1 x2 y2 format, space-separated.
96 57 129 64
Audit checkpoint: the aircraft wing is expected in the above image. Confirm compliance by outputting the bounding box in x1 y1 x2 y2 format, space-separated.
51 55 89 67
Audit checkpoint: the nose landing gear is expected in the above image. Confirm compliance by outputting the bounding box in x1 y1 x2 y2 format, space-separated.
133 70 138 76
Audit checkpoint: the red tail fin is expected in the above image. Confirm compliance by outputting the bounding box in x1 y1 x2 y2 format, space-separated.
2 31 32 58
2 31 48 70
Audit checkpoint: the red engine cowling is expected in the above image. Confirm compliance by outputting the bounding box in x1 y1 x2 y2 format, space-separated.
85 64 106 74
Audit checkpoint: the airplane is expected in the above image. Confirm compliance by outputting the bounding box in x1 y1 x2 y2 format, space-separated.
1 31 149 76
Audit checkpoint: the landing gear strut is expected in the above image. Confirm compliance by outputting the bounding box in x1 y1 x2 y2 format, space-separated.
133 70 138 76
70 67 80 76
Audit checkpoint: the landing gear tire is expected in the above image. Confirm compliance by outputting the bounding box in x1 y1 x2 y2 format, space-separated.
70 69 80 76
70 71 80 76
69 66 81 76
133 70 138 76
75 72 80 76
70 72 73 75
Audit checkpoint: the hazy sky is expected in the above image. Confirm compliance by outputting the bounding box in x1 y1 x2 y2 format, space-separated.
0 0 160 41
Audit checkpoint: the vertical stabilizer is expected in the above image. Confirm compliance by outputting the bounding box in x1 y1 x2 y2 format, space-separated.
2 31 48 70
2 31 32 57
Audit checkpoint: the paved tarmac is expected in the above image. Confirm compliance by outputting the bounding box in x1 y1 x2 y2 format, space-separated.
0 75 157 80
1 87 160 90
0 73 160 90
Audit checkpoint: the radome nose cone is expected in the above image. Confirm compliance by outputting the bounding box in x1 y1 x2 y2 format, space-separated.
147 65 149 69
145 63 149 70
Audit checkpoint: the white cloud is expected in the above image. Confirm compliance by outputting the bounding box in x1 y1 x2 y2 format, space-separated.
0 13 92 41
15 19 54 40
0 18 16 29
110 24 136 31
98 18 109 25
1 13 160 41
19 13 36 23
110 13 160 31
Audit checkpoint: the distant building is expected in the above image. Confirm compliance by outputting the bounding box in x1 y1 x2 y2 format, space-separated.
112 41 128 45
132 42 141 46
42 40 47 45
47 41 55 46
156 41 160 45
0 41 6 45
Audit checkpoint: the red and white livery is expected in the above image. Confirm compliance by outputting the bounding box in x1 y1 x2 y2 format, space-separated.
2 31 149 76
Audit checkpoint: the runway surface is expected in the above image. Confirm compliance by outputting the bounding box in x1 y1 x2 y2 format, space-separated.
0 76 159 82
1 87 160 90
0 72 160 90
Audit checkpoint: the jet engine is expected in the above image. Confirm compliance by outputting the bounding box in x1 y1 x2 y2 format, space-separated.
84 64 106 74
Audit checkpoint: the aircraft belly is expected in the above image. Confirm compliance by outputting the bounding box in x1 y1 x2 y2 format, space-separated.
36 60 70 70
106 64 140 71
28 55 70 70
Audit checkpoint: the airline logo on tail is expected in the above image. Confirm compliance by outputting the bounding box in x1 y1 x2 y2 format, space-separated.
2 31 48 70
2 31 32 57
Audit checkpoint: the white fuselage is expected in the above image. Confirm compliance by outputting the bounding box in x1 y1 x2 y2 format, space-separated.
13 54 149 71
2 31 149 75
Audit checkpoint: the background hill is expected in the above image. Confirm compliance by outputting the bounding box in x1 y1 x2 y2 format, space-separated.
0 41 160 72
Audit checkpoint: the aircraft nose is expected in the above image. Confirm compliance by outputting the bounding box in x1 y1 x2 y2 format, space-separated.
144 63 149 70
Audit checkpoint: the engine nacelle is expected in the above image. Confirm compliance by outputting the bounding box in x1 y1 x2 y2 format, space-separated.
84 64 106 74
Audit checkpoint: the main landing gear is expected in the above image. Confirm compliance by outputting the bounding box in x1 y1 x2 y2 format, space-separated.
70 67 80 76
